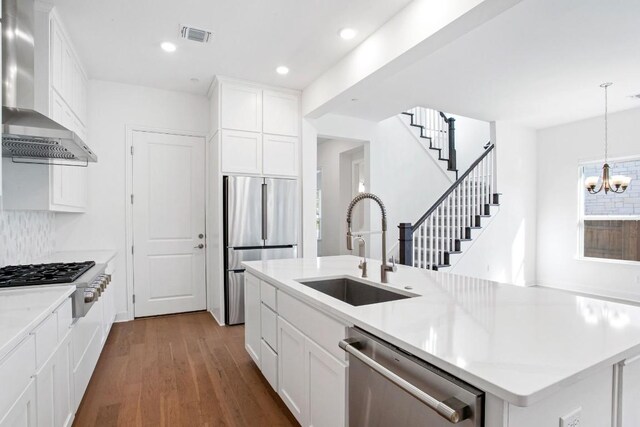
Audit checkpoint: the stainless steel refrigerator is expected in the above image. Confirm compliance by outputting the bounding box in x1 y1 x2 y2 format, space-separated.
224 176 299 325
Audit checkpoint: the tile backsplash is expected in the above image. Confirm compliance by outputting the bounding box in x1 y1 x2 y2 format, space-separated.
0 210 55 266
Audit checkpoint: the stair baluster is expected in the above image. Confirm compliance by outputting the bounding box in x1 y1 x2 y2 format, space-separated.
398 144 498 271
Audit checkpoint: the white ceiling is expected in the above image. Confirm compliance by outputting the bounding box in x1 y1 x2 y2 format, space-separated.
330 0 640 129
53 0 412 94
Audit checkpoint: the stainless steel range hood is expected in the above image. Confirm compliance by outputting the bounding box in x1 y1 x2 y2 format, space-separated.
1 0 97 163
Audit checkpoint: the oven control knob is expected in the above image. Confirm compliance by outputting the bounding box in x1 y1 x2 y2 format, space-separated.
105 274 112 284
90 284 102 296
84 290 96 303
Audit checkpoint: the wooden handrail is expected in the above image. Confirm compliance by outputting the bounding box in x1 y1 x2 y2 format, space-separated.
412 144 495 231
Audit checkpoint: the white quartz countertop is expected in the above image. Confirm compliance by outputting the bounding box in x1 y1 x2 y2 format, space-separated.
38 249 117 265
0 285 75 361
243 255 640 407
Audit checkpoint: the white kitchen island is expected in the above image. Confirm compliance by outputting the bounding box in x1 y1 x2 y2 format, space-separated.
243 255 640 427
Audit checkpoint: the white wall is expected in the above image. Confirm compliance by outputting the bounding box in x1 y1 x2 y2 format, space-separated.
452 121 538 285
448 113 490 172
55 80 209 320
317 139 367 256
536 107 640 301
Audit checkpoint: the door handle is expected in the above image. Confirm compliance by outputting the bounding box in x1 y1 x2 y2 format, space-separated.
194 243 204 249
339 339 470 424
262 183 267 241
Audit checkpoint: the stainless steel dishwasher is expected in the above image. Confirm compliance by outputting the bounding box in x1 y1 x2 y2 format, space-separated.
340 328 483 426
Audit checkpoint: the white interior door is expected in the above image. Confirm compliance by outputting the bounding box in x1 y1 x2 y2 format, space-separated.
132 131 206 317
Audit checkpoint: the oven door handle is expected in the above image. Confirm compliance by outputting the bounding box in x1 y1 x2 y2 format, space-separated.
339 338 470 424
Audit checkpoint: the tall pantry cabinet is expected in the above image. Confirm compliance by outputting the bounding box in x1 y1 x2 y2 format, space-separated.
205 77 301 324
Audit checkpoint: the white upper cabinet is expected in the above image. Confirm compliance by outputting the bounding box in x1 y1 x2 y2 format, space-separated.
2 9 89 212
263 90 299 136
211 79 300 177
50 14 88 128
220 84 262 132
220 130 263 175
263 134 297 177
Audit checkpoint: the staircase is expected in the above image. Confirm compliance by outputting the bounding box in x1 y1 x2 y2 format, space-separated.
398 144 499 271
401 107 458 179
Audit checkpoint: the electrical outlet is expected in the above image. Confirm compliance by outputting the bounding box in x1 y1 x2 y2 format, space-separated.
560 407 581 427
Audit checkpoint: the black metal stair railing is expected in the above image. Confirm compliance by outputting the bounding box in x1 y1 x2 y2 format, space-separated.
402 107 458 177
398 144 497 270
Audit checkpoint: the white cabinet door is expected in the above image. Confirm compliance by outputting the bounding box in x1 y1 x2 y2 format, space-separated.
622 357 640 425
220 84 262 132
263 90 298 136
263 134 298 177
36 332 73 427
50 21 65 98
277 316 307 425
50 165 87 211
260 339 278 391
0 380 37 427
305 339 346 427
221 129 262 174
245 273 261 366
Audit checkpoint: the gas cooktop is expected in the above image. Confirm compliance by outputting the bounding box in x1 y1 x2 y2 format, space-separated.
0 261 96 288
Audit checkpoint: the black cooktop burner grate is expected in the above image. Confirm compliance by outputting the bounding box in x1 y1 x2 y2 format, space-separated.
0 261 96 287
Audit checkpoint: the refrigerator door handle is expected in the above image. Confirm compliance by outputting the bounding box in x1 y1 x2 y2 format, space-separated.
262 182 268 241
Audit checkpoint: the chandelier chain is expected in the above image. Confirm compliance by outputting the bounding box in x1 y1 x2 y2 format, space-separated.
604 84 608 163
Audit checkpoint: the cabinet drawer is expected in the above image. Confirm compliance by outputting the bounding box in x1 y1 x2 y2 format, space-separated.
261 303 278 350
260 339 278 391
32 312 59 370
0 334 36 417
278 292 347 361
260 280 277 311
56 297 73 340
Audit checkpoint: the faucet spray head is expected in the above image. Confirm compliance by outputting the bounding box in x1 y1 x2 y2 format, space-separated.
346 226 353 251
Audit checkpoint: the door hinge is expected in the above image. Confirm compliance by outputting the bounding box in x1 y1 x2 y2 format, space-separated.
130 194 134 204
133 294 136 303
131 245 134 254
130 146 134 155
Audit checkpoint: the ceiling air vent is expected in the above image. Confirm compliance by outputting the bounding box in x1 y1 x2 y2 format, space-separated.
180 25 212 43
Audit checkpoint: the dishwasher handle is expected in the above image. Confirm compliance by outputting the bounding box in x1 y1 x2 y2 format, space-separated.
339 338 470 424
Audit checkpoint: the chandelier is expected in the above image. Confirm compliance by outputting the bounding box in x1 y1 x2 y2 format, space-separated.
585 83 631 194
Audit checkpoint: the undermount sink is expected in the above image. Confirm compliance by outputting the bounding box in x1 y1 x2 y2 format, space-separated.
296 277 415 306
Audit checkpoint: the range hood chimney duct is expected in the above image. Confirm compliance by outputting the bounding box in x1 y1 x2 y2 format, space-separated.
1 0 97 163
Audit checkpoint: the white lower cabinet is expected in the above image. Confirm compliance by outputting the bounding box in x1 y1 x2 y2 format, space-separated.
276 316 347 427
245 273 262 366
36 331 74 427
0 380 37 427
305 339 346 427
260 340 278 391
277 316 307 425
622 356 640 425
244 273 347 427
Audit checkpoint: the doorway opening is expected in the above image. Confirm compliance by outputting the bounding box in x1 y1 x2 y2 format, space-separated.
316 137 370 257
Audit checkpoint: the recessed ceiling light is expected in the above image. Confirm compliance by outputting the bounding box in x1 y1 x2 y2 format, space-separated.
161 42 176 52
190 77 200 83
339 28 357 40
276 66 289 75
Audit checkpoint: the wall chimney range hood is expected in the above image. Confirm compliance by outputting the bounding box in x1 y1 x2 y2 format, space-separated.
1 0 97 164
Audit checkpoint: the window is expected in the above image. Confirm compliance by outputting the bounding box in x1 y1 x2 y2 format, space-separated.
579 158 640 262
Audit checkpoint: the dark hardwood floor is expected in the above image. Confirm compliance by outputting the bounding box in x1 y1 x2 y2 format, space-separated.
73 312 297 426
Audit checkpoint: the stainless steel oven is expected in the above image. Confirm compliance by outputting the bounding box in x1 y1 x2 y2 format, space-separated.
340 328 484 426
